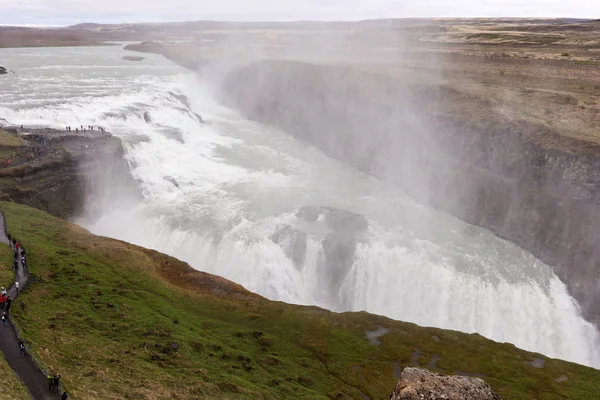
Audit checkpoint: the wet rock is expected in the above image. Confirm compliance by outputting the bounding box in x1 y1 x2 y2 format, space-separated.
390 367 501 400
323 207 368 233
123 56 145 62
164 176 179 188
143 112 152 123
271 225 307 269
193 112 205 124
295 205 369 307
0 66 6 75
322 232 356 285
296 206 321 222
296 206 368 233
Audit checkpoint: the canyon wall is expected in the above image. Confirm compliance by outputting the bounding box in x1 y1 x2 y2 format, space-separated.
219 60 600 324
0 135 138 220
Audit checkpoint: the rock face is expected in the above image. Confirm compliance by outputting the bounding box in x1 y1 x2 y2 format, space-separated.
271 206 368 308
390 367 501 400
221 60 600 326
271 225 307 269
0 131 139 220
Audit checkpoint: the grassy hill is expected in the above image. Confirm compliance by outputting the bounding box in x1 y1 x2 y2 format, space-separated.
1 201 600 399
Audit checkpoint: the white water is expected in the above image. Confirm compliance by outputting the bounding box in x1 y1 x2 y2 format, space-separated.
1 45 598 367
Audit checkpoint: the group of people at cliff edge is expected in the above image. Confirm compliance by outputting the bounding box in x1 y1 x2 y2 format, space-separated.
65 125 106 134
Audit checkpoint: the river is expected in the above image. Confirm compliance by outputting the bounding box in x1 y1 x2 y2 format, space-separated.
0 44 598 367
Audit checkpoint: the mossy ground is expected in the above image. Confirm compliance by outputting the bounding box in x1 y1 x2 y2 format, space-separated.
0 242 33 399
0 130 24 161
1 201 599 399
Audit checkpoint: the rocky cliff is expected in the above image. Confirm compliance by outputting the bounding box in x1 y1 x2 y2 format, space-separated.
0 131 139 220
219 60 600 325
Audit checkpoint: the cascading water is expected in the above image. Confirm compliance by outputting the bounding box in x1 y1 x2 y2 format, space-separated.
1 45 598 367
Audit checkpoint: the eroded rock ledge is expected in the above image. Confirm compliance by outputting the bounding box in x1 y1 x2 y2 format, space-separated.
0 128 139 219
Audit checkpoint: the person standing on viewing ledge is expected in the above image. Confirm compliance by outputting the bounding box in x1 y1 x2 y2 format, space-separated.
15 281 19 293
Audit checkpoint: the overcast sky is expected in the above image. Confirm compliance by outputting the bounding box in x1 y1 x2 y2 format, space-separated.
2 0 599 26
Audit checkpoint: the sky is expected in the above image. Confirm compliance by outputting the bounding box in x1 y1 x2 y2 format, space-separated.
1 0 599 26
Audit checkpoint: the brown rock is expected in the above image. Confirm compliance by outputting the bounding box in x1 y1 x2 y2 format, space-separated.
390 367 501 400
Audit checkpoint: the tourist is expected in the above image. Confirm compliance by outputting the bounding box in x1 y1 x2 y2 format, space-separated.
1 287 6 296
61 391 69 400
1 312 7 326
53 375 61 392
18 340 25 356
15 281 19 293
6 297 11 312
47 374 54 391
15 241 20 251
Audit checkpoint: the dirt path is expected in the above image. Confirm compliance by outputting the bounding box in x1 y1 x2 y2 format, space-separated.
0 213 60 400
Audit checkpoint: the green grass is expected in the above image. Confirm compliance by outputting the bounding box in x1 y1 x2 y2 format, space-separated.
0 130 23 148
0 130 24 162
0 242 33 400
1 201 600 399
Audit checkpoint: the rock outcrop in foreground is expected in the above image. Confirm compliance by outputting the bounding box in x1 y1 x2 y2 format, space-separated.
391 367 501 400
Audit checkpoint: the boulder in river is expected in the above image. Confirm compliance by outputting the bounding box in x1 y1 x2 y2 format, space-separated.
296 205 320 222
390 367 501 400
296 206 368 233
322 207 368 233
143 112 152 123
0 66 7 75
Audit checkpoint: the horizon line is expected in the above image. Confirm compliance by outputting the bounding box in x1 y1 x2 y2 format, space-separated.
0 16 596 29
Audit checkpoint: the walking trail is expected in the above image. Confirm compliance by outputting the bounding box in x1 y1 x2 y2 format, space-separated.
0 213 60 400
